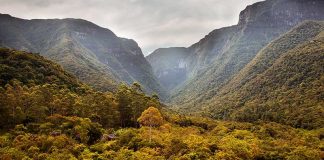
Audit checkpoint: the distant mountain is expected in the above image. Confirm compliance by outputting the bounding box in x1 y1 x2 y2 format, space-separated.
147 0 324 104
0 14 165 97
205 21 324 129
146 47 189 90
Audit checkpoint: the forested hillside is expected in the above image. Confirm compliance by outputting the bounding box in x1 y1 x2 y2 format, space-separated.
0 48 162 129
0 48 322 159
0 48 80 89
203 21 324 129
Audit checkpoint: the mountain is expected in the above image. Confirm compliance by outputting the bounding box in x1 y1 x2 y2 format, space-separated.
205 21 324 129
146 47 189 90
147 0 324 104
0 14 165 97
0 48 81 89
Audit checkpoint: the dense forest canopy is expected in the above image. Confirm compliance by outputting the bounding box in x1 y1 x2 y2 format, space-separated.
0 48 164 129
0 48 323 159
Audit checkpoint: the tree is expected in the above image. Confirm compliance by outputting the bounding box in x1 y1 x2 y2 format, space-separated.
137 107 163 142
4 82 25 126
131 82 143 92
116 84 133 127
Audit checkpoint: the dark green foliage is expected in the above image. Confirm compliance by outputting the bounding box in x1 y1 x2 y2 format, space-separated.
0 80 160 130
0 49 162 129
0 80 322 160
117 83 162 128
0 48 81 89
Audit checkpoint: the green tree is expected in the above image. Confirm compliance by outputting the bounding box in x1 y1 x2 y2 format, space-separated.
116 84 133 127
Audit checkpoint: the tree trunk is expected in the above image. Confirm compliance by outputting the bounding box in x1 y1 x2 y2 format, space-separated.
149 125 152 143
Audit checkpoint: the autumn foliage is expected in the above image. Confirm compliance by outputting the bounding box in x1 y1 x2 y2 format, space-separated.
138 107 164 127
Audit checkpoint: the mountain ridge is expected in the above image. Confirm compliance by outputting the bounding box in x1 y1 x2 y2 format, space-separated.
0 13 166 97
147 0 324 106
204 21 324 129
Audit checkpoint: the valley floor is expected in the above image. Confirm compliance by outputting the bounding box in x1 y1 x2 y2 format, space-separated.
0 113 323 160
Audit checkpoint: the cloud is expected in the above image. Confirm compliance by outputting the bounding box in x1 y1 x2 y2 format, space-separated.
0 0 262 55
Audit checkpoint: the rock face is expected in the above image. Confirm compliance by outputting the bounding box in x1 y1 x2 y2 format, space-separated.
146 47 189 91
0 14 165 97
147 0 324 105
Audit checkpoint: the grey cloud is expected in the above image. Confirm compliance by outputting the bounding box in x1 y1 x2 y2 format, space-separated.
0 0 262 55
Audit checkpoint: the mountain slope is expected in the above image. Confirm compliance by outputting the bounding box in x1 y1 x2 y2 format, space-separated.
0 14 165 96
222 21 324 94
204 21 324 129
0 48 81 89
146 47 189 90
147 0 324 104
0 50 322 160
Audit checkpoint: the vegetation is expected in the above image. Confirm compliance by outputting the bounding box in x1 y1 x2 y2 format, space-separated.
0 13 324 160
138 107 164 142
0 48 161 130
0 47 323 159
204 21 324 129
0 48 81 89
0 113 323 159
150 0 324 121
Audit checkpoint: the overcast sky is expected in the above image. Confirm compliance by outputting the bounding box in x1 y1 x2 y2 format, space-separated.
0 0 262 55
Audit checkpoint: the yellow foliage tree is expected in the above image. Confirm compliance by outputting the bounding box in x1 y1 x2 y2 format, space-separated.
137 107 164 142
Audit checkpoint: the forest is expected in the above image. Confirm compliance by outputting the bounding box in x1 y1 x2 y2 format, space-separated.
0 49 323 159
0 0 324 159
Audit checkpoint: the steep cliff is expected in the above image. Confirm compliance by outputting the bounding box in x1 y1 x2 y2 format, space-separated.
148 0 324 105
146 47 189 90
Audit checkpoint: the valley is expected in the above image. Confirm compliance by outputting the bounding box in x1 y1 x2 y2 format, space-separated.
0 0 323 159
